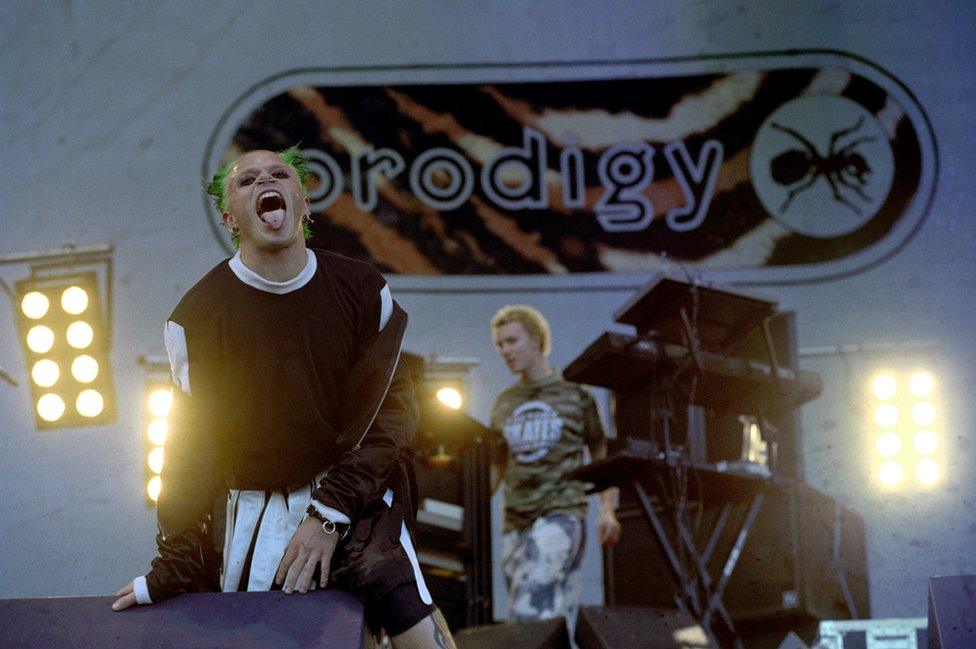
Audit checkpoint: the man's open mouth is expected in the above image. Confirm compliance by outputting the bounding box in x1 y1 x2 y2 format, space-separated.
256 190 286 229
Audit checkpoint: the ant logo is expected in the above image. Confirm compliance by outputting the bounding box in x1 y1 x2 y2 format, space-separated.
750 95 895 238
770 117 876 215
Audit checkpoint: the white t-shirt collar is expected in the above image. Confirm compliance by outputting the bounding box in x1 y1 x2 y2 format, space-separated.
228 249 317 294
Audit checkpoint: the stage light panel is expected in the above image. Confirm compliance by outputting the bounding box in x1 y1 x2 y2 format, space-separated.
144 381 174 505
871 373 897 400
868 366 944 490
14 272 116 429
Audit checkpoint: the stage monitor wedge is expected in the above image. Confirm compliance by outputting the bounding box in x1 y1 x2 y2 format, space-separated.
928 575 976 649
0 590 366 649
456 619 569 649
576 606 706 649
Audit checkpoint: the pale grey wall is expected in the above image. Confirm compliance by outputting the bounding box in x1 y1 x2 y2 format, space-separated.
1 0 974 620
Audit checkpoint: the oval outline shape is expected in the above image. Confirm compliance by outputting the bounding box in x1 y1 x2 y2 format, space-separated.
203 49 937 290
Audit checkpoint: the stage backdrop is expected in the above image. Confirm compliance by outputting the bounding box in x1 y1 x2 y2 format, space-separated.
1 0 973 625
205 50 936 286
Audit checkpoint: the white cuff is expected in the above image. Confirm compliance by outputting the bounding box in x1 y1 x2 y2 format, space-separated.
308 500 352 525
133 575 153 605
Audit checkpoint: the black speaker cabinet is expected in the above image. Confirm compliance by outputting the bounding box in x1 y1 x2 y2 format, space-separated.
603 500 678 609
576 606 703 649
604 481 869 624
928 575 976 649
455 619 568 649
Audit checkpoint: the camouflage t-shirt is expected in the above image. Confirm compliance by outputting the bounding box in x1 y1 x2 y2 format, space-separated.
490 373 605 532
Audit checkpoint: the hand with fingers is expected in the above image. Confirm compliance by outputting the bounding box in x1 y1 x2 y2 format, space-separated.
275 516 341 594
111 581 140 611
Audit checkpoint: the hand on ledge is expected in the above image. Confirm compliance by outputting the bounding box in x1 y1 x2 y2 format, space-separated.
111 581 138 611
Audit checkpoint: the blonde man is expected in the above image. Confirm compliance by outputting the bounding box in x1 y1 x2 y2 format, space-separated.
489 305 619 637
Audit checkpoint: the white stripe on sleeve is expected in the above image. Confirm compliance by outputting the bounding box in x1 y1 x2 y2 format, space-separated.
163 321 190 395
378 284 392 332
383 489 433 605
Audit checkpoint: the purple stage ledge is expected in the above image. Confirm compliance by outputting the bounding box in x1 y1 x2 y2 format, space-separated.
0 589 366 648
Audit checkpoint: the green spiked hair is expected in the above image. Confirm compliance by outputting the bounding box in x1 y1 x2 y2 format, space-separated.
206 146 314 249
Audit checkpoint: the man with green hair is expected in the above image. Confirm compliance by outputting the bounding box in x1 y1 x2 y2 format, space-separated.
113 147 455 649
489 304 620 641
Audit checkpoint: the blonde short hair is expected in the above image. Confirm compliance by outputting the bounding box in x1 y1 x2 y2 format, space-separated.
490 304 551 356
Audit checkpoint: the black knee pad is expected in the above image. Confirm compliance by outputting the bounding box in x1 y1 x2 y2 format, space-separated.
371 581 435 636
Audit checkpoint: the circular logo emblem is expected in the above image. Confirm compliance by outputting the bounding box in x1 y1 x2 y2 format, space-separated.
750 95 895 238
503 400 563 463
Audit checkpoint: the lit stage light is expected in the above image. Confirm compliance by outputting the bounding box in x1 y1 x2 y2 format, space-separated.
60 286 89 315
14 270 116 429
916 459 940 485
27 325 55 354
70 355 99 383
436 387 463 410
876 432 901 458
76 389 104 417
871 373 897 400
147 446 165 474
147 475 162 503
911 401 935 427
913 429 937 455
21 292 49 319
31 359 60 388
143 378 175 505
878 460 904 486
148 388 173 418
66 321 94 349
874 403 900 428
406 352 481 471
908 371 935 398
37 393 66 422
148 418 168 446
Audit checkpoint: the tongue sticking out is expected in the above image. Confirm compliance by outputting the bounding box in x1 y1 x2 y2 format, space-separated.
260 208 286 230
257 193 286 230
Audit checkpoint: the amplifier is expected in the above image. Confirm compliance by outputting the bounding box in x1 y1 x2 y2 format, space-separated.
814 618 927 649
